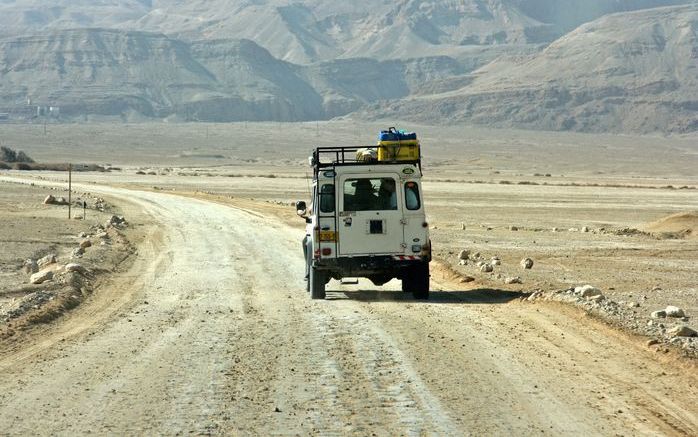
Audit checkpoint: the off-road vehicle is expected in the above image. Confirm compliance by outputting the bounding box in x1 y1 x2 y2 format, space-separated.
296 142 431 300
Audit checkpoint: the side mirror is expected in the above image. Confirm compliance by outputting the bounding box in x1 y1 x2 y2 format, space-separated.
295 200 307 216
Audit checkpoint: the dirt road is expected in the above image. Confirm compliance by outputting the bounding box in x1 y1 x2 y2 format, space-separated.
0 182 696 436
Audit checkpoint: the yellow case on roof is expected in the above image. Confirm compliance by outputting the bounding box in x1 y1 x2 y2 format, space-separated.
377 140 420 161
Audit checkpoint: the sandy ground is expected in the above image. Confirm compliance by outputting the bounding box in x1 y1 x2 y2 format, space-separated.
0 122 696 434
0 179 695 436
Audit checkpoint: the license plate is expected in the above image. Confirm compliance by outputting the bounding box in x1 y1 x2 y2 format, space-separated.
320 231 337 242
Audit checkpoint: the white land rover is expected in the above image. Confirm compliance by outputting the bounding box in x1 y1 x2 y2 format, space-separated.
296 146 431 300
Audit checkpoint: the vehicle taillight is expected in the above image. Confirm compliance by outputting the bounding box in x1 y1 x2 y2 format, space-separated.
321 248 332 256
313 226 320 259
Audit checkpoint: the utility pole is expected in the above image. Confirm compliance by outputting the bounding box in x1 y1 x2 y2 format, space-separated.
68 163 72 219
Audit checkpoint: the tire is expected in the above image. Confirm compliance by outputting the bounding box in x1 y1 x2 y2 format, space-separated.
310 265 326 300
403 262 429 300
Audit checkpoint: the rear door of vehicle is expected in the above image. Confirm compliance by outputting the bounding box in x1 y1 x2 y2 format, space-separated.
337 173 405 255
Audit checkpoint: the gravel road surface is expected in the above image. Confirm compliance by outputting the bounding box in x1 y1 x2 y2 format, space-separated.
0 181 696 436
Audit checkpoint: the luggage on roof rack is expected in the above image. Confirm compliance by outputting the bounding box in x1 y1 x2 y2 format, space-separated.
377 127 420 162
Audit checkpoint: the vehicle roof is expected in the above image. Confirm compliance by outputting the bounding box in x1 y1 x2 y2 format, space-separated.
316 163 421 180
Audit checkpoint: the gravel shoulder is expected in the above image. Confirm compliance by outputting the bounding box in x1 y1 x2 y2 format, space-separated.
0 178 695 435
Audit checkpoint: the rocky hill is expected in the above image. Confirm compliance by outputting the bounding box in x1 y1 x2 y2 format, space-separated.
0 29 471 121
0 1 696 133
1 1 689 64
359 5 698 134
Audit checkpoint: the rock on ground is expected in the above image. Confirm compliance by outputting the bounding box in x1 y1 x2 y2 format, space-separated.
23 259 39 274
505 277 522 284
37 254 57 268
651 310 667 319
64 263 88 275
667 326 697 338
520 258 534 269
80 239 92 249
480 264 494 273
458 250 470 260
665 306 685 318
575 285 603 298
30 270 53 285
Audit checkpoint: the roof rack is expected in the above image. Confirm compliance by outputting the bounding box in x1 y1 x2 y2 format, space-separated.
311 146 420 167
310 145 422 179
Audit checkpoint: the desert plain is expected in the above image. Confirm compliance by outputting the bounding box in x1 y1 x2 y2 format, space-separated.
0 120 697 435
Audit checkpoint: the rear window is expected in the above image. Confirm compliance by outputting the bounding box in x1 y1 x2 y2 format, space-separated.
343 178 397 211
319 183 335 213
405 181 421 210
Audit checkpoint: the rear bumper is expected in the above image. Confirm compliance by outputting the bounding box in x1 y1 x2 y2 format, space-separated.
314 255 428 277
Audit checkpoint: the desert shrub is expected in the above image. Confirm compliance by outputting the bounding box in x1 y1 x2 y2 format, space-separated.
1 146 34 163
16 151 34 163
1 146 17 162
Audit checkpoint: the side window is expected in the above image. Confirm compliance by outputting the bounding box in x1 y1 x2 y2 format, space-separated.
405 182 421 210
319 184 335 213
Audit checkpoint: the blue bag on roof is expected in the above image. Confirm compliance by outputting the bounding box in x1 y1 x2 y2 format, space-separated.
379 127 417 141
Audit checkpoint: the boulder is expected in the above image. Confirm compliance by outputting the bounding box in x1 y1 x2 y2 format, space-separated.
665 306 685 318
80 239 92 249
651 310 667 319
574 285 602 298
505 277 523 284
55 197 68 205
64 263 87 275
71 247 85 258
480 264 494 273
30 270 53 284
509 226 519 231
491 257 501 266
106 215 126 227
458 259 468 266
520 258 534 269
458 250 470 260
667 326 697 338
581 226 590 233
23 259 39 274
37 254 57 268
43 195 56 205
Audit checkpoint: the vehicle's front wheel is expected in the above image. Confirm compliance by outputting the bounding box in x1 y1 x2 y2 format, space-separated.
310 266 326 300
402 262 430 300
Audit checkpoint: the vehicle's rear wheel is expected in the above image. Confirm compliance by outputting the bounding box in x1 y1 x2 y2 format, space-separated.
402 262 430 300
310 266 326 300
